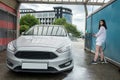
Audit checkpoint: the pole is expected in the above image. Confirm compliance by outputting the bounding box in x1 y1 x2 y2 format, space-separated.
84 4 88 50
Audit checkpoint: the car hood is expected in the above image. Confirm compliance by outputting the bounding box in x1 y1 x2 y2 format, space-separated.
15 36 71 48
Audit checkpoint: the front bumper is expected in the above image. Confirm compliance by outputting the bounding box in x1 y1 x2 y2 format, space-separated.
6 50 73 73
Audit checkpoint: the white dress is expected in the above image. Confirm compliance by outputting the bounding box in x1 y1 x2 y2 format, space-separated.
95 26 106 46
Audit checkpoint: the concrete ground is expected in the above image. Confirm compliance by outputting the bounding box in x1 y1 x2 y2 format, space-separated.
0 39 120 80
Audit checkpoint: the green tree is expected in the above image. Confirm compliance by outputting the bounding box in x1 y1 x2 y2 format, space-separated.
20 25 29 34
53 18 81 37
53 18 66 25
20 14 39 28
64 23 81 37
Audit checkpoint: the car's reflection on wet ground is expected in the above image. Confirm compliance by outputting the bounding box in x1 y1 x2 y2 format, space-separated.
0 39 120 80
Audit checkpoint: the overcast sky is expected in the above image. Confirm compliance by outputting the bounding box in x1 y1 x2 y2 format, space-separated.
20 4 100 32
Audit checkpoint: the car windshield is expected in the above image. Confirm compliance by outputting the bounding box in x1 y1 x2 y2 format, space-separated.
24 25 67 37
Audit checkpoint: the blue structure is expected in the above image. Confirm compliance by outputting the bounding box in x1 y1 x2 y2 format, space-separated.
85 0 120 65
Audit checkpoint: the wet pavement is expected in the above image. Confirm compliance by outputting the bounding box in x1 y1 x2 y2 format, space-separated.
0 39 120 80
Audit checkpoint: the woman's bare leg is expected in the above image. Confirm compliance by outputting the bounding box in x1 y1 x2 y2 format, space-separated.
94 45 100 61
100 46 104 61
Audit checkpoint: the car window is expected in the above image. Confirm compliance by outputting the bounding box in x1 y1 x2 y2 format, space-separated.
47 26 52 36
37 26 42 35
25 28 33 35
33 27 38 35
25 25 67 37
52 26 58 36
42 27 48 36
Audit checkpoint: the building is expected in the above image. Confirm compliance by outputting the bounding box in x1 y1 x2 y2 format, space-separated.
20 7 72 24
54 7 72 24
0 0 20 51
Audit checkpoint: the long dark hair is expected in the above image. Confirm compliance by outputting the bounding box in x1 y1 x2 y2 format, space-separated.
99 20 107 30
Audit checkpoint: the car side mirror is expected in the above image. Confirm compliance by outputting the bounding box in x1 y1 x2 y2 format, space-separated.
68 33 72 36
21 32 25 35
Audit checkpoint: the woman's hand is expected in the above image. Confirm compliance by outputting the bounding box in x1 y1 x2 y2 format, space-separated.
92 34 96 37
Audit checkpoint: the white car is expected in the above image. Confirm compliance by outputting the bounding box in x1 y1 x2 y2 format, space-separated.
7 25 73 73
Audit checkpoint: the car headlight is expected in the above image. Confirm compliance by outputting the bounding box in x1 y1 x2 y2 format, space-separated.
7 42 16 52
56 45 71 53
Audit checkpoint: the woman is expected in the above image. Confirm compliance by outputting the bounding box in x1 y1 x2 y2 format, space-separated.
92 20 107 64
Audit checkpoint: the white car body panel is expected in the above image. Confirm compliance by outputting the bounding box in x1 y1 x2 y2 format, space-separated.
6 25 73 73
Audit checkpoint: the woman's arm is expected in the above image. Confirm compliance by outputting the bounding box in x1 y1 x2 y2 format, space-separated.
95 27 104 37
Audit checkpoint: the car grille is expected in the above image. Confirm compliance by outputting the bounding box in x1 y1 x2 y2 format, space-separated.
15 51 57 59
